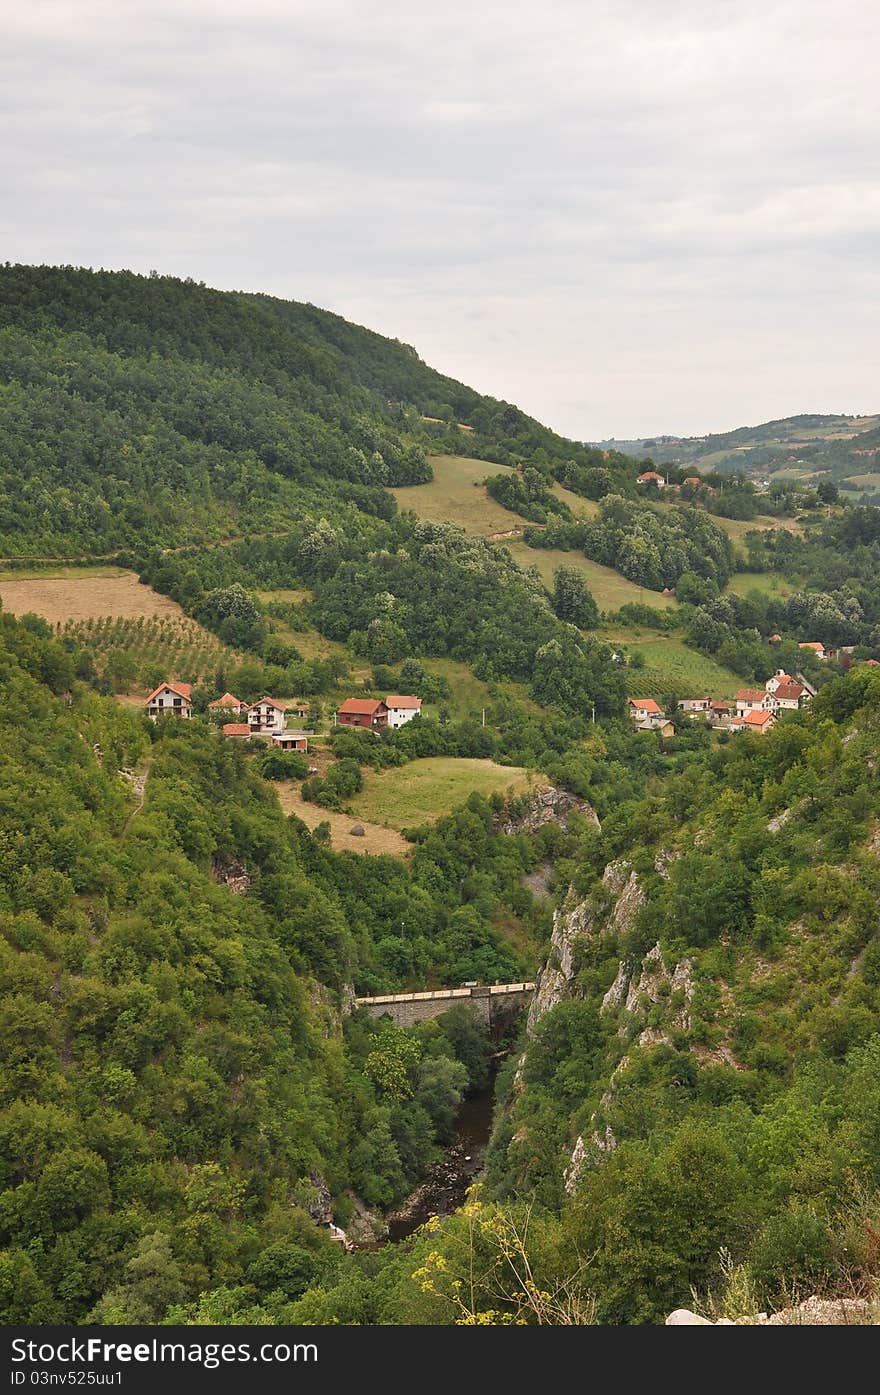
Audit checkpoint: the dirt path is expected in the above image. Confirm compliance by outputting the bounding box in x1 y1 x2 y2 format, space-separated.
119 759 152 843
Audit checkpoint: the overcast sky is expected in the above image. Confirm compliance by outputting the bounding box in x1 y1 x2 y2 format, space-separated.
4 0 879 439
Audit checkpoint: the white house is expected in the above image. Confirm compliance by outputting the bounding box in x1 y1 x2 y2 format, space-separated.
734 688 773 719
208 691 246 717
146 681 192 720
765 671 794 695
247 697 286 735
385 695 422 729
271 731 309 752
628 698 667 727
769 681 809 712
677 697 711 717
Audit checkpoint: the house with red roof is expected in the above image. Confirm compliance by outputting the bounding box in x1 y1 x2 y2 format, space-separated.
385 696 422 729
770 681 808 711
336 698 388 730
765 670 794 695
636 470 666 487
730 708 776 735
247 698 287 735
208 692 246 716
222 723 251 739
798 641 828 660
734 688 773 719
146 681 192 720
628 697 667 728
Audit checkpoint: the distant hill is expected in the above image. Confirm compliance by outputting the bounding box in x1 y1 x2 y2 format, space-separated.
0 265 635 558
597 412 880 492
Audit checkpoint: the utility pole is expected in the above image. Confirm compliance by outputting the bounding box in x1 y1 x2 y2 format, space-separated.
481 707 485 727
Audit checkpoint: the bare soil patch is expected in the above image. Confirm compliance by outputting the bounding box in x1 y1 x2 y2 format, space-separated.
0 571 184 624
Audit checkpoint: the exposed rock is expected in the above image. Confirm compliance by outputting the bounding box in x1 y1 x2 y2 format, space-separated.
609 868 646 935
343 1193 389 1246
527 878 615 1034
667 1296 872 1326
619 942 694 1034
349 824 366 837
499 785 600 837
339 981 357 1016
563 1135 587 1195
767 806 793 833
306 1171 333 1225
212 858 253 895
601 960 631 1015
523 861 553 899
653 848 680 879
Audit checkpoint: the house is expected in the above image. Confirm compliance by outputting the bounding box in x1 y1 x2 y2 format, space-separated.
682 476 703 487
628 698 666 727
385 695 422 729
770 681 808 711
271 731 309 752
730 709 776 735
222 723 251 738
798 642 828 660
709 699 731 725
734 688 772 718
146 681 192 720
291 701 311 722
636 470 665 487
769 633 782 644
247 698 286 735
208 692 246 716
635 717 675 738
336 698 388 730
678 697 711 717
765 670 794 694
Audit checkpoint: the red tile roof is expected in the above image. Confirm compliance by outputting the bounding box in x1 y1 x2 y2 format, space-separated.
773 682 805 701
637 471 664 482
798 641 825 652
385 695 422 709
209 692 241 708
629 698 663 715
145 681 192 704
222 723 251 736
735 689 768 703
735 709 774 728
338 698 387 716
249 696 286 711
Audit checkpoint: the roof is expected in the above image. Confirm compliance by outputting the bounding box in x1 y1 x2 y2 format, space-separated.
209 692 241 708
735 689 768 703
249 696 286 710
337 698 387 716
222 723 251 736
798 641 825 652
734 709 774 728
635 717 672 732
769 633 783 642
683 476 702 485
865 659 880 667
710 699 731 710
385 695 422 709
773 682 805 701
272 730 308 741
637 470 664 482
145 681 192 704
629 698 663 715
772 672 793 683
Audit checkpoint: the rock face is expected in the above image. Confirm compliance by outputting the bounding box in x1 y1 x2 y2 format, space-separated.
499 785 600 837
528 860 645 1036
601 941 694 1037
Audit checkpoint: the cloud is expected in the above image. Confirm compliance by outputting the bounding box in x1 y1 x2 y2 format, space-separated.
3 0 879 436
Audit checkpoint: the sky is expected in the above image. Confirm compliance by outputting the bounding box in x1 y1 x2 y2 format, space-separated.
3 0 879 440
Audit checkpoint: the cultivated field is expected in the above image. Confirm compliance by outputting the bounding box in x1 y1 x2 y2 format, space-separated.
274 781 411 857
499 539 677 612
0 569 183 623
618 635 742 700
350 757 542 830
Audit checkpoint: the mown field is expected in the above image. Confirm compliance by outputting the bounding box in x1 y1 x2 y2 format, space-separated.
349 757 542 830
274 780 411 858
500 539 677 613
393 454 598 538
0 569 183 622
711 513 804 542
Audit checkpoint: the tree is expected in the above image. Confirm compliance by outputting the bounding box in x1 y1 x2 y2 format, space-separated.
551 567 599 629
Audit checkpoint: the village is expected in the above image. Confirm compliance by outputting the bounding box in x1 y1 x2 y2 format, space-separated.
629 666 817 737
143 682 424 751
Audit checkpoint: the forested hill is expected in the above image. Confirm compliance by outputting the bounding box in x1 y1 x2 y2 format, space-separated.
0 264 633 557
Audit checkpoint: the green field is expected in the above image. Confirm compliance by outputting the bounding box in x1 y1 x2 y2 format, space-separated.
617 635 742 700
847 472 880 489
393 454 598 538
711 513 803 543
725 570 797 600
499 539 676 613
350 757 542 830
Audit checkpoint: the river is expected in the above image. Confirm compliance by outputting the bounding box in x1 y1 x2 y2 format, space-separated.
384 1078 497 1243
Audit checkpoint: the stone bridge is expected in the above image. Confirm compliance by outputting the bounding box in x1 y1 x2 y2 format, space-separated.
354 982 535 1029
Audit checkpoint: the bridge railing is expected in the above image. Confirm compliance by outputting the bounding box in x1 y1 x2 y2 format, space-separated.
355 982 535 1008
